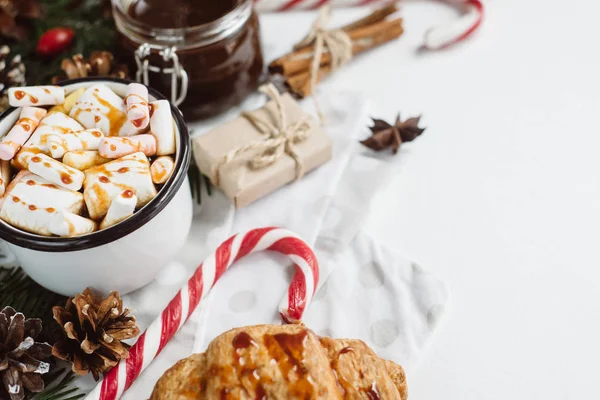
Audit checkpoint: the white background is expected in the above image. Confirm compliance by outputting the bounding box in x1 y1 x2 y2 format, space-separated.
262 1 599 398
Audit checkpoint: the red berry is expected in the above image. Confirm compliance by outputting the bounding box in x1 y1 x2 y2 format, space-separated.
36 27 75 58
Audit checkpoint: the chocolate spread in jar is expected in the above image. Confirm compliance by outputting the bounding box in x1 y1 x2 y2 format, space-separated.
128 0 237 28
117 0 264 120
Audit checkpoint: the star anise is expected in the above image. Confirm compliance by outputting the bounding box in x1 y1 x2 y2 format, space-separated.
360 114 426 154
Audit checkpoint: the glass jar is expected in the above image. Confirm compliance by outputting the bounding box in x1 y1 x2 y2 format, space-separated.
112 0 264 120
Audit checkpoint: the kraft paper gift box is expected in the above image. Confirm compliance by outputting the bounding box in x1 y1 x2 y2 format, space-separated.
193 92 333 208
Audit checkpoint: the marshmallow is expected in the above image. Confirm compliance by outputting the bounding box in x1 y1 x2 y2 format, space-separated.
126 83 150 130
0 107 47 160
49 211 97 237
98 135 156 159
48 129 104 158
0 198 59 236
69 84 144 137
0 161 11 197
100 190 137 230
150 156 175 184
0 171 84 236
8 86 65 107
14 112 84 169
62 150 110 171
149 100 176 156
27 154 85 191
49 88 85 115
83 152 157 220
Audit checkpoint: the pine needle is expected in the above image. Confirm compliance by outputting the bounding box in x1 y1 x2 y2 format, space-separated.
187 136 212 205
7 0 116 86
33 368 85 400
0 268 84 400
0 267 66 341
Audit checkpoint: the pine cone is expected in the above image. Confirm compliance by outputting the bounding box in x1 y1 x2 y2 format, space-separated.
0 0 43 41
52 288 140 381
51 52 129 84
0 306 52 400
0 46 26 113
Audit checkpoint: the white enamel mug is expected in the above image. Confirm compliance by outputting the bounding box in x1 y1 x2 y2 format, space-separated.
0 78 193 296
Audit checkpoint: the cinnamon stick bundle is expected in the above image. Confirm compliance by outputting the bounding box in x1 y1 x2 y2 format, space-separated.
269 5 404 98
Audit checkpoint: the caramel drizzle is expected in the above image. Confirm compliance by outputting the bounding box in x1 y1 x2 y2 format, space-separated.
364 382 381 400
126 93 147 104
14 90 38 104
331 346 381 399
229 332 266 399
93 93 128 136
263 330 314 398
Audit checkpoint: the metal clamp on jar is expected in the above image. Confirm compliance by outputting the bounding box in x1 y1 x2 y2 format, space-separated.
112 0 264 120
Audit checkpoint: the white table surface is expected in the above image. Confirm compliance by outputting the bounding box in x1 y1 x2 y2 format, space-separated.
263 1 599 398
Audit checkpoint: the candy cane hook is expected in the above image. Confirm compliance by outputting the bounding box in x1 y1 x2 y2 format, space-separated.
423 0 484 50
85 227 319 400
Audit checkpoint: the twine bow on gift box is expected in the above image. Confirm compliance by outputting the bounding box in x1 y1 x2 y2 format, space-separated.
214 84 312 185
294 5 353 120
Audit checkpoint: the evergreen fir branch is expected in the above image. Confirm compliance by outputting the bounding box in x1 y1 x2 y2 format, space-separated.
6 0 117 85
0 266 67 342
33 368 85 400
0 268 84 400
187 133 212 205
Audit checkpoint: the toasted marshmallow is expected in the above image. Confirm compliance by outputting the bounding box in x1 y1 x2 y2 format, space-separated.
8 86 65 107
83 152 157 220
0 161 11 196
0 171 84 236
149 100 176 156
69 84 144 137
100 190 137 230
150 156 175 184
48 129 104 159
126 83 150 130
14 112 84 169
62 150 110 171
98 135 156 159
27 154 85 191
0 107 47 160
49 211 97 237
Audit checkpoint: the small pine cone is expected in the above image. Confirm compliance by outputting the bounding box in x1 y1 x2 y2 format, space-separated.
0 306 52 400
0 0 43 41
52 288 140 381
52 52 129 84
0 45 26 112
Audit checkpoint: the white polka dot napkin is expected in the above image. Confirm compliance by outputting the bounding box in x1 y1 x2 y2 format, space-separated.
306 151 450 367
85 91 448 399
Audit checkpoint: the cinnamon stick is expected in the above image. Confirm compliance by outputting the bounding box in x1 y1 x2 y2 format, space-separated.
270 4 405 99
285 65 333 98
271 18 403 78
269 4 401 77
337 3 399 32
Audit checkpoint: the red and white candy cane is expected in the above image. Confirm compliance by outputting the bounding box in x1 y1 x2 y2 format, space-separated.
423 0 484 50
85 227 319 400
255 0 484 50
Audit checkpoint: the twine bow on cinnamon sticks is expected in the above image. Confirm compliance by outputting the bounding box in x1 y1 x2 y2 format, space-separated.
292 5 353 120
214 84 312 185
269 4 404 101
